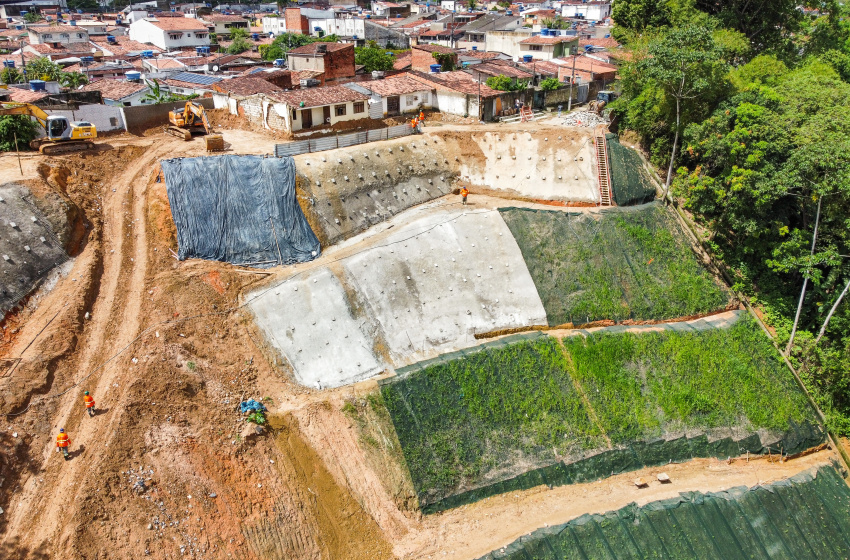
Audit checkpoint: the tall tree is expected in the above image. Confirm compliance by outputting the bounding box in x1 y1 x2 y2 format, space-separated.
637 25 727 195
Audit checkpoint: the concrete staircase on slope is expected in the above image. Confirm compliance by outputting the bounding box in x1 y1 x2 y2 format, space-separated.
594 134 612 206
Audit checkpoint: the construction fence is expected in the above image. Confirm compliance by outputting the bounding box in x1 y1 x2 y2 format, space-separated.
273 124 415 157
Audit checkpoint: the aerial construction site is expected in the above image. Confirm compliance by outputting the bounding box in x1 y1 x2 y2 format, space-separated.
0 105 848 560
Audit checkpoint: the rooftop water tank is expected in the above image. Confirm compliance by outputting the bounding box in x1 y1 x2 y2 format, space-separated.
429 63 441 73
29 80 46 92
273 58 285 67
69 19 76 25
141 50 154 58
81 56 94 63
125 71 142 81
3 60 14 68
107 35 116 43
541 28 548 36
252 33 259 40
523 54 533 63
472 45 477 51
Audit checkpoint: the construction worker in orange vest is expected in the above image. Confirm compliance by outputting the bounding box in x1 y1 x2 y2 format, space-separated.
83 390 95 417
56 428 71 460
460 186 469 205
411 116 418 130
419 109 425 122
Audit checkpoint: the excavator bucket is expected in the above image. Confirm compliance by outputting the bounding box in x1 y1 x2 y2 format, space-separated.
205 134 224 152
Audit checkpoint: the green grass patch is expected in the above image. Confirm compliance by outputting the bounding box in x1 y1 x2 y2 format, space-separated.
381 318 820 512
563 317 815 442
381 335 603 507
500 203 732 325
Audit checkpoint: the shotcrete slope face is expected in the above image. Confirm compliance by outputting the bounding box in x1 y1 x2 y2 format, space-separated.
248 207 548 388
250 267 383 389
460 131 599 203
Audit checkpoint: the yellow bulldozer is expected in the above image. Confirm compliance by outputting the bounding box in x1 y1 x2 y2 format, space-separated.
0 102 97 155
167 101 212 140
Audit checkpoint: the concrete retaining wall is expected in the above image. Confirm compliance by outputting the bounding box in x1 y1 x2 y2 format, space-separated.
120 98 215 134
34 104 125 137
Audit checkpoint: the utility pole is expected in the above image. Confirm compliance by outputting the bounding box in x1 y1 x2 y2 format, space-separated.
786 195 823 355
19 39 26 80
567 48 576 111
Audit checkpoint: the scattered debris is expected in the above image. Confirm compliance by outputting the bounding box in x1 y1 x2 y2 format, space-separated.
561 111 608 127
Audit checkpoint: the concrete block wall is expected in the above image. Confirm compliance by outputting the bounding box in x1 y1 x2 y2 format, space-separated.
120 98 215 134
36 104 125 137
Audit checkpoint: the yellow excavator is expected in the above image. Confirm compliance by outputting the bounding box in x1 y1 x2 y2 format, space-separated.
167 101 211 140
0 102 97 155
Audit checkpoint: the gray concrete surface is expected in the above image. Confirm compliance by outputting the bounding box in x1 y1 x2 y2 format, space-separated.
343 208 548 366
461 130 599 202
0 183 69 314
248 267 384 389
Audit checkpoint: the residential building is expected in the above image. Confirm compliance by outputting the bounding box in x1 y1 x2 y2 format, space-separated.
74 21 109 36
347 74 434 116
161 72 223 96
440 0 469 13
79 78 150 106
287 42 355 81
518 34 576 61
561 1 611 21
455 14 522 51
128 17 210 50
284 7 310 34
372 2 411 18
484 29 535 58
273 85 370 132
409 70 521 120
200 14 249 36
411 43 457 73
553 54 616 84
27 24 90 46
261 15 286 35
466 59 533 83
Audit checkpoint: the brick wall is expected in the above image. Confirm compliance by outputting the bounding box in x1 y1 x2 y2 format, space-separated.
235 95 290 133
411 45 457 73
285 8 309 34
322 44 355 81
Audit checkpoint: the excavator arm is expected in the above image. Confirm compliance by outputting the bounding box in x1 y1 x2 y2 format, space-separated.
0 102 50 132
185 102 211 134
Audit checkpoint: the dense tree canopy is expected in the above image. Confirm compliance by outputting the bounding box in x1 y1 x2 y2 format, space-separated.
612 0 850 434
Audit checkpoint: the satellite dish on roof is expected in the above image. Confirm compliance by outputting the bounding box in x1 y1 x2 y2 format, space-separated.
212 65 219 72
512 55 519 62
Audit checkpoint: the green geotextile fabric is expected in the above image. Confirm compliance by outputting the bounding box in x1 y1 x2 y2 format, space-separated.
417 420 823 514
499 203 732 326
605 133 657 207
477 465 850 560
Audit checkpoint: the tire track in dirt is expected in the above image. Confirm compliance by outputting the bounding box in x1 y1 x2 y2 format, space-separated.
1 140 180 553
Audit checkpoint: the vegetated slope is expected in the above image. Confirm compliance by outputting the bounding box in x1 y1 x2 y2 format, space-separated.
477 465 850 560
381 334 603 509
501 202 732 326
563 317 816 442
380 318 821 513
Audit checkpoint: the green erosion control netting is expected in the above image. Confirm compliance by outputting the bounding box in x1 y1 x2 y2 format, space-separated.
161 155 321 268
477 465 850 560
380 319 823 514
605 133 657 206
500 203 732 326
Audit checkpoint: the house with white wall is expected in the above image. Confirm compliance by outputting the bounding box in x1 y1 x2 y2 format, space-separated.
129 17 211 50
27 24 90 46
346 75 434 117
561 1 611 21
272 84 369 132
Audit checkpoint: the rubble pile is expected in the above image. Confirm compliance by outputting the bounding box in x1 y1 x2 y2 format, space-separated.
561 111 609 127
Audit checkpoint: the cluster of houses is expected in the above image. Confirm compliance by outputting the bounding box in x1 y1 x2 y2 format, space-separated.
0 0 620 134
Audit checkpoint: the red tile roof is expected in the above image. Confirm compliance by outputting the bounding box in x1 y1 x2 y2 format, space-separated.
517 59 560 77
144 17 209 31
472 61 533 79
554 55 617 73
288 42 353 55
28 25 85 35
200 14 247 22
214 76 285 96
360 74 431 96
145 58 187 69
412 43 456 54
520 35 569 45
273 84 367 107
460 50 502 60
408 70 501 98
92 37 162 56
80 79 148 100
392 50 412 70
7 88 48 102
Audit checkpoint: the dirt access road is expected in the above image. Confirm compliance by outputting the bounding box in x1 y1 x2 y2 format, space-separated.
0 131 391 560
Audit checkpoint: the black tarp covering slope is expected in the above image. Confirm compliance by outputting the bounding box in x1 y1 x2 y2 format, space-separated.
161 155 320 268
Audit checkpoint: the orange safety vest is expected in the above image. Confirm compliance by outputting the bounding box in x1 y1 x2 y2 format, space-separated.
419 111 425 121
84 395 95 408
56 433 70 448
411 118 418 128
460 187 469 197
